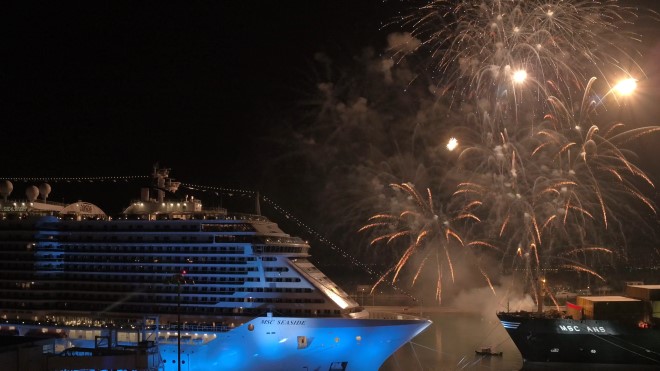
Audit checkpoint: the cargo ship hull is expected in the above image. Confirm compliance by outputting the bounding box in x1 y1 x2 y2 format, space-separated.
498 313 660 365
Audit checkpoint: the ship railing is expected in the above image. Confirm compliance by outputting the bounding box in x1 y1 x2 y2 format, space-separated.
7 198 69 207
226 213 269 222
367 310 426 321
1 318 232 334
146 324 231 333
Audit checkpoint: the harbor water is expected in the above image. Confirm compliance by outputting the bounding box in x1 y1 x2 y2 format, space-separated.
381 311 656 371
382 311 522 371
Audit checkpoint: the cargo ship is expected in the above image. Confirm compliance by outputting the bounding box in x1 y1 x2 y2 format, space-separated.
498 284 660 366
0 167 431 371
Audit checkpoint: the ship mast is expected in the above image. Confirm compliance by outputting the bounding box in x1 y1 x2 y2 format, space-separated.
538 276 546 313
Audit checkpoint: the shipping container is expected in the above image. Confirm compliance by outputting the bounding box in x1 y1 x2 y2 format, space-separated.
576 296 643 322
625 285 660 301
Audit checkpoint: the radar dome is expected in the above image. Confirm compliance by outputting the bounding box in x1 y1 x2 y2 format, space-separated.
26 185 39 202
39 183 52 201
0 180 13 201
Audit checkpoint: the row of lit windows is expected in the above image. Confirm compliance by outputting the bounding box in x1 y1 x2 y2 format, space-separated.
0 282 313 295
264 267 289 272
12 274 262 284
59 245 246 254
253 245 307 254
63 255 254 264
3 295 325 307
213 235 257 243
265 277 301 283
200 223 255 232
52 235 216 243
263 236 306 245
29 242 306 255
62 265 257 274
40 234 275 245
3 300 342 317
59 222 201 231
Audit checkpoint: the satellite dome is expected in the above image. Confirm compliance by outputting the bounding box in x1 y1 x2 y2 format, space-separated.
0 180 13 201
26 185 39 202
39 183 52 201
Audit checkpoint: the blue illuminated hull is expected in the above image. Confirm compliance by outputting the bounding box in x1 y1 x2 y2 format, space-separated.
22 315 430 370
158 316 430 371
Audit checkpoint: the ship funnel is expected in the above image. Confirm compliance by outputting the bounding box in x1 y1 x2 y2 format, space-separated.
0 180 13 202
25 185 39 202
39 183 52 202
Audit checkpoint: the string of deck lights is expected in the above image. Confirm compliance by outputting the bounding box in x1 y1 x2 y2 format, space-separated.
0 175 418 300
0 175 150 182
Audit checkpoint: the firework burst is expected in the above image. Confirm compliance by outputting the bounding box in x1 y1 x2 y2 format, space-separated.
378 0 660 305
397 0 644 105
360 183 497 302
290 0 658 307
448 81 659 299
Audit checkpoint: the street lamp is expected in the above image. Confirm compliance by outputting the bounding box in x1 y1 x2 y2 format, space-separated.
170 270 193 371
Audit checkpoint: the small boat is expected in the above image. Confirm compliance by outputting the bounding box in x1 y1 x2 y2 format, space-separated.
475 346 503 356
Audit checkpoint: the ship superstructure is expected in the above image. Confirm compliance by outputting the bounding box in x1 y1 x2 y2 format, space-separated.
0 168 431 371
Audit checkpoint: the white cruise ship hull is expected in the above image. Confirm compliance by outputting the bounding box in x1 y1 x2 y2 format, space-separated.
163 316 430 371
16 315 430 370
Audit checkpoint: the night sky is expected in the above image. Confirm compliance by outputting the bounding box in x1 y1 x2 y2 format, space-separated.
4 2 396 183
4 1 660 215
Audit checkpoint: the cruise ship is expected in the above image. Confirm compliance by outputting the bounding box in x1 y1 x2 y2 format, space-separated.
0 168 431 371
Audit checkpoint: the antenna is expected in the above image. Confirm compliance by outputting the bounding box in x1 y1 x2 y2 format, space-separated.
255 191 261 216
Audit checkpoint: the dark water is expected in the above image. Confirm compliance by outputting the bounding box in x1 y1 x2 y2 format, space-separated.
382 312 522 371
380 312 657 371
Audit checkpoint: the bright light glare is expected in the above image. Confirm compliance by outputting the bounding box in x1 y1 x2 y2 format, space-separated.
446 137 458 151
613 78 637 96
513 70 527 83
